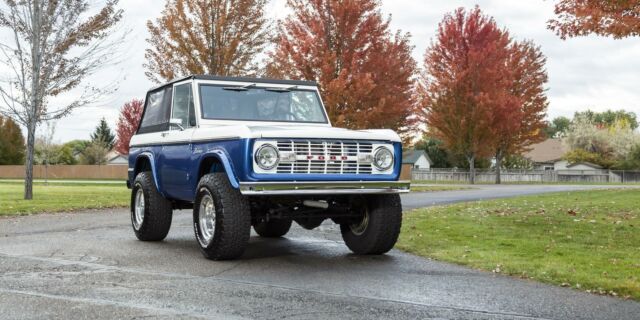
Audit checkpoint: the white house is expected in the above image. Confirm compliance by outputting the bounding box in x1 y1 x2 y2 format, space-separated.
402 150 432 170
553 160 603 171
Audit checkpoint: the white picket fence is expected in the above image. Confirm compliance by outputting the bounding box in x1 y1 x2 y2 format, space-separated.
412 168 640 183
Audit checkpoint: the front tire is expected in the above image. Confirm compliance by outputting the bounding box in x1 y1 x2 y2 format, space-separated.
340 194 402 255
193 173 251 260
253 219 292 238
131 171 173 241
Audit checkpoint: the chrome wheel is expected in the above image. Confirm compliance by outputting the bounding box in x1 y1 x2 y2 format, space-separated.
133 188 145 230
349 208 369 236
198 193 216 246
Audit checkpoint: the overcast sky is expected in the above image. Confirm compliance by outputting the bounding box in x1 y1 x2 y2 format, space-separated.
35 0 640 142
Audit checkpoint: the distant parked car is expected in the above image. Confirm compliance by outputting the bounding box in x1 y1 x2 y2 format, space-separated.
127 75 409 260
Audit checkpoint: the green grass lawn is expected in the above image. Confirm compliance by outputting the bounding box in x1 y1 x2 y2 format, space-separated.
0 181 129 216
397 189 640 300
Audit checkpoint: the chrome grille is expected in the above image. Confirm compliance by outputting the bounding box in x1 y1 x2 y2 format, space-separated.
276 140 373 174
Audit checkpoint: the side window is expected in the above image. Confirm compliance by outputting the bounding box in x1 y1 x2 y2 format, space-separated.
171 83 195 129
139 87 173 133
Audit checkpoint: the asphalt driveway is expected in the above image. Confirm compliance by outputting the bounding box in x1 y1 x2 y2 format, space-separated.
0 184 638 319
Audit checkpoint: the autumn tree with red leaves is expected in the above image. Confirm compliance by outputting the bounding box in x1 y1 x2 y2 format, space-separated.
145 0 270 83
115 99 144 155
421 7 512 184
548 0 640 39
421 7 548 184
267 0 417 139
491 41 548 183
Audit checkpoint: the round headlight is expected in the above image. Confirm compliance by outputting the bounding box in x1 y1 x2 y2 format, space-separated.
373 147 393 171
255 144 279 170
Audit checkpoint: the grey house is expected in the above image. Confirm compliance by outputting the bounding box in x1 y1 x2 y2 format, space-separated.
402 150 433 170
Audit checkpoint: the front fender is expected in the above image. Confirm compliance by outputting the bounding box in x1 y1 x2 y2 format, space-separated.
135 152 164 196
199 149 240 189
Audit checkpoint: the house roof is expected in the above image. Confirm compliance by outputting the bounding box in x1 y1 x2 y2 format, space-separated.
402 150 432 165
566 162 603 169
523 139 567 163
106 151 127 162
108 154 127 161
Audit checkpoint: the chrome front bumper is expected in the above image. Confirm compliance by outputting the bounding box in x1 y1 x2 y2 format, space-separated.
238 181 411 195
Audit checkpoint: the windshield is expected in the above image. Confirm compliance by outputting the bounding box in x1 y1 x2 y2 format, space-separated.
199 85 328 123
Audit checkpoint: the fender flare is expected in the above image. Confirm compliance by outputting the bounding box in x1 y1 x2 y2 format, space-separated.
134 152 165 196
198 149 240 189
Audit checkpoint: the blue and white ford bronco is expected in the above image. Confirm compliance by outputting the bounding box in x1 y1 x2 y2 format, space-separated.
127 75 410 260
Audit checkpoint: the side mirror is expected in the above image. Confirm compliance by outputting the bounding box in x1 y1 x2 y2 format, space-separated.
169 118 185 131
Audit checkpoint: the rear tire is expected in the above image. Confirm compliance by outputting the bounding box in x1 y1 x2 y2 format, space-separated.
131 171 173 241
340 194 402 255
193 173 251 260
253 219 292 238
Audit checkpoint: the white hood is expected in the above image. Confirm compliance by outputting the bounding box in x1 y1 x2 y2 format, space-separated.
244 125 401 142
139 124 404 146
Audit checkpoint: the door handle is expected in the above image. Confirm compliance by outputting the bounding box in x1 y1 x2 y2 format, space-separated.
161 132 169 137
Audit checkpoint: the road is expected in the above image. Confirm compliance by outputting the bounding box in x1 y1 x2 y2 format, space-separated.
401 183 640 209
0 184 638 319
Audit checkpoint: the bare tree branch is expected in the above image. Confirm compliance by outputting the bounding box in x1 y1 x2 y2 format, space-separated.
0 0 123 199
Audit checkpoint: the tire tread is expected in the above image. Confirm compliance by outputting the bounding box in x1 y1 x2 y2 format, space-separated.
132 171 173 241
341 194 402 255
195 173 250 260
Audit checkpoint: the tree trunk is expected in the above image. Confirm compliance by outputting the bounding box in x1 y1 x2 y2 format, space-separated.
25 0 41 200
468 155 475 185
24 123 36 199
495 152 502 185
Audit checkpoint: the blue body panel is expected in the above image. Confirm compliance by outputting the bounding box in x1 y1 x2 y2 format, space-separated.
128 138 402 203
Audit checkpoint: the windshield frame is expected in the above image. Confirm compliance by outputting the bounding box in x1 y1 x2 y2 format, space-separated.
197 82 330 125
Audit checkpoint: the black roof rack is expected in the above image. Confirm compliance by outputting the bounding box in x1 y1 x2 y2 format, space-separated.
148 75 318 92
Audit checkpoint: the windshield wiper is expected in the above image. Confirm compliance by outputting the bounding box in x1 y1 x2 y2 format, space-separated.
265 87 290 92
265 85 298 92
223 83 256 91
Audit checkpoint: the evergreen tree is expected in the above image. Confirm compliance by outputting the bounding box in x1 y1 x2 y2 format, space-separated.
90 118 115 150
0 116 26 165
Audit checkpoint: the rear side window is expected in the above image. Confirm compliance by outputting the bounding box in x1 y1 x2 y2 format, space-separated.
138 87 173 133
